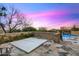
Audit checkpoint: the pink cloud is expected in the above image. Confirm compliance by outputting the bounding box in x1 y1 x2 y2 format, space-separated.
42 20 79 29
24 10 69 18
22 10 79 29
60 20 79 27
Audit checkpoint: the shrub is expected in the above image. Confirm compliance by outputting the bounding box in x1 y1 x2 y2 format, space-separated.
0 32 34 44
22 27 37 32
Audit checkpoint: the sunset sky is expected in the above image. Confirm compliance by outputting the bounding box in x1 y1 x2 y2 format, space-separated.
2 3 79 29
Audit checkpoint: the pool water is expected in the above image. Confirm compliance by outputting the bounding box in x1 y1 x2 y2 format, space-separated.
62 33 79 44
62 34 79 41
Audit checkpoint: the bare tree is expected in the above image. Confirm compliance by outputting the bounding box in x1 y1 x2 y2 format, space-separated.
5 7 31 33
0 5 32 33
21 16 32 29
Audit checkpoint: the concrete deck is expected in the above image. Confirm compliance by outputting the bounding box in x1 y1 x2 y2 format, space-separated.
10 38 47 53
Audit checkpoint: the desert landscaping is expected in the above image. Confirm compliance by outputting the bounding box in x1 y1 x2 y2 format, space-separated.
0 3 79 56
0 31 79 56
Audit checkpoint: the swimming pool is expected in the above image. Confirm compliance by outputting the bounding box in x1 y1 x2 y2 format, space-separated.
62 33 79 41
62 33 79 44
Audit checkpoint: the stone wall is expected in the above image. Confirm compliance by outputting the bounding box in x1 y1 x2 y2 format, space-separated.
0 32 33 44
33 32 62 43
71 31 79 35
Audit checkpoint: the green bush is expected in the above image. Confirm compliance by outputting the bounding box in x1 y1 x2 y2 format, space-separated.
22 27 37 32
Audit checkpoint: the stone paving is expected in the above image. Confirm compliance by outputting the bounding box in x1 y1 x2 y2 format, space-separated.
1 39 79 56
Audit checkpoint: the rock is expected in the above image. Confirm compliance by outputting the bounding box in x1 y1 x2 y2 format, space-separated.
61 46 72 51
55 44 63 48
43 41 52 47
58 48 67 53
58 52 69 56
61 41 72 46
45 49 52 54
76 52 79 56
49 44 59 56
